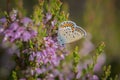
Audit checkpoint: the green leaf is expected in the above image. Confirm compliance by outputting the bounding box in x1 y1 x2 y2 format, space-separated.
101 65 111 80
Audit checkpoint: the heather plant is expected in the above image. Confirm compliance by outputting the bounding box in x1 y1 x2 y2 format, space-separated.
0 0 119 80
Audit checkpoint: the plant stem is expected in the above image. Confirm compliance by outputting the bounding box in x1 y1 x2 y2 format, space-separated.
7 0 10 14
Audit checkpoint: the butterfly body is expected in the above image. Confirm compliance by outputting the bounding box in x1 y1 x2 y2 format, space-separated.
57 21 87 45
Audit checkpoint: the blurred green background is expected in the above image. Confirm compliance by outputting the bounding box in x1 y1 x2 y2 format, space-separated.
0 0 120 77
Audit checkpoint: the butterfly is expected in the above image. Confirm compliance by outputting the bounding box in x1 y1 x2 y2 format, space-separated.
57 21 87 45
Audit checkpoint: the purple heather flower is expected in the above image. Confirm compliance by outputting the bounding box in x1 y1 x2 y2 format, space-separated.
21 31 31 41
45 73 55 80
29 30 37 38
3 22 36 42
42 37 60 65
84 74 99 80
9 22 19 30
20 17 32 27
91 75 99 80
3 29 15 42
9 23 20 39
19 78 26 80
3 22 23 42
76 54 105 78
27 36 66 79
31 70 35 76
0 17 6 23
0 26 4 33
29 52 36 61
36 51 44 64
43 13 52 24
9 10 18 21
76 59 93 79
76 67 82 79
17 27 25 33
44 37 58 49
46 13 52 21
0 18 7 33
51 20 57 28
15 27 25 38
44 50 58 65
31 37 65 66
94 54 106 72
35 68 42 74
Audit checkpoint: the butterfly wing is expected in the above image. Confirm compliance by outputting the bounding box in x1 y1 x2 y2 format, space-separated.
75 26 87 38
58 21 76 30
57 21 87 45
58 27 75 44
57 21 76 45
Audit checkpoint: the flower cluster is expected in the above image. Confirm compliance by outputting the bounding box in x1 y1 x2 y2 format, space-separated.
29 37 65 66
0 10 37 42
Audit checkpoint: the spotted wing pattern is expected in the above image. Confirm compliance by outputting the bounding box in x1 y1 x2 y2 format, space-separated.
57 21 87 45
